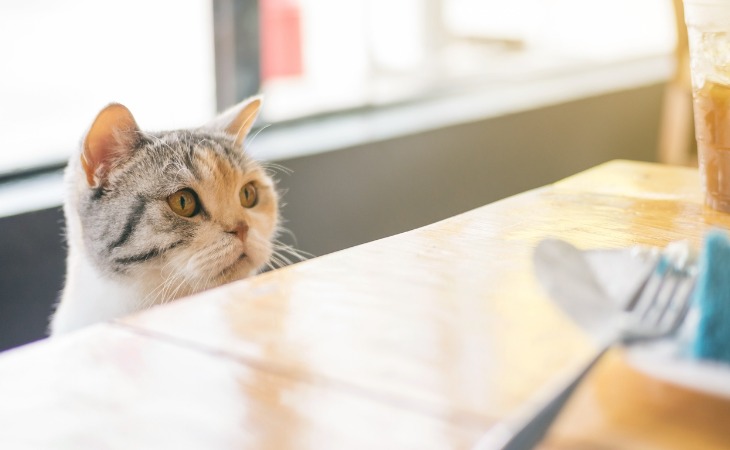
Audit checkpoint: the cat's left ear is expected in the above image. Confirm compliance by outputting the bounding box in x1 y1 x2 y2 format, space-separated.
81 103 140 188
205 96 262 147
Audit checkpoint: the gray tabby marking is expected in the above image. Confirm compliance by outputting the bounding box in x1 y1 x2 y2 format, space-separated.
49 97 305 335
108 195 147 250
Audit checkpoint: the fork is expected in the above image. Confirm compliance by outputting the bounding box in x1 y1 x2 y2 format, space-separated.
483 250 698 450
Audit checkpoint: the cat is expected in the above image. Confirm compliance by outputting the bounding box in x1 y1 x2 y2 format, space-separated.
50 97 282 335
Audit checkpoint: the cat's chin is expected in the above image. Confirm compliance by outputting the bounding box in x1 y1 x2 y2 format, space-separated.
214 252 252 283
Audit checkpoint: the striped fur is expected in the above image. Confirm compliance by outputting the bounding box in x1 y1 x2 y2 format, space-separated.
50 99 280 334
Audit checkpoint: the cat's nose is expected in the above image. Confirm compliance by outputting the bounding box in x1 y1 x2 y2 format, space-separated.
227 221 249 242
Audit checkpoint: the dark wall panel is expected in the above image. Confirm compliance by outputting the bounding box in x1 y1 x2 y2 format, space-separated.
0 207 65 351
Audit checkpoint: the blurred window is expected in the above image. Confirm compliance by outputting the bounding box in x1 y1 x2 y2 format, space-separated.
0 0 674 175
0 1 216 175
260 0 676 120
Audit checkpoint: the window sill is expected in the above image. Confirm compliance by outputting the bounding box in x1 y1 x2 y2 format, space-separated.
249 54 672 161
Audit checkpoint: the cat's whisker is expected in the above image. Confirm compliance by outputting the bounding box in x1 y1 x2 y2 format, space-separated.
271 228 308 256
269 248 296 268
243 232 310 270
235 108 261 144
146 260 191 307
199 271 215 296
165 274 190 305
275 257 291 267
275 227 299 243
245 123 271 150
164 272 190 304
146 131 179 157
140 279 167 309
141 272 179 308
272 241 312 262
190 242 237 271
158 257 184 282
270 259 282 269
190 264 218 298
140 270 171 304
186 265 206 296
267 257 285 270
271 250 294 266
274 240 310 256
260 161 293 175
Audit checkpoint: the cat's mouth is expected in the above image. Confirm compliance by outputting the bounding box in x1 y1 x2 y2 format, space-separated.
215 252 248 281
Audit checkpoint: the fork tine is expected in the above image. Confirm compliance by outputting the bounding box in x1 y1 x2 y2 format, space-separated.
643 267 681 327
623 256 696 343
629 263 667 321
657 271 696 333
623 264 696 343
625 262 663 312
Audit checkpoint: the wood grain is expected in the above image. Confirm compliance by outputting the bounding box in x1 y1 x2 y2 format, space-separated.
2 160 729 448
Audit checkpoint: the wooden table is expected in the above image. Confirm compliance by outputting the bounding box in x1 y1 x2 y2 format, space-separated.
2 160 730 449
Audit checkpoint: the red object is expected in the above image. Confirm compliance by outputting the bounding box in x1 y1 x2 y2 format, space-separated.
260 0 303 81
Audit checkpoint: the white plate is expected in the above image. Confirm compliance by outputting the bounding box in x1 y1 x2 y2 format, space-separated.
628 337 730 399
534 239 730 400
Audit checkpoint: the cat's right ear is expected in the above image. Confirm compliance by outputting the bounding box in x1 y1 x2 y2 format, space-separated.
81 103 139 187
204 96 262 148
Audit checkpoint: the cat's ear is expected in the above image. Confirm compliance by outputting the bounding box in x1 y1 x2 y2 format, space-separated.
81 103 139 187
205 96 262 147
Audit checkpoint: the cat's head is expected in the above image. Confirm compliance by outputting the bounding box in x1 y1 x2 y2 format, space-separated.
68 97 279 299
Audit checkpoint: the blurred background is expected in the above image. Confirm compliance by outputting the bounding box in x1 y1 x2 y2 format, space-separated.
0 0 682 350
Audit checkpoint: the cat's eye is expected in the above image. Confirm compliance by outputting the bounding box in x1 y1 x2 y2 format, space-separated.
167 188 200 217
240 182 258 208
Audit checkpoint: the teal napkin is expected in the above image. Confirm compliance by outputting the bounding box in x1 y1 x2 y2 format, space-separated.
692 229 730 363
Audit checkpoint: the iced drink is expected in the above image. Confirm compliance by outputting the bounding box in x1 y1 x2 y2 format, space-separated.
684 0 730 211
694 80 730 211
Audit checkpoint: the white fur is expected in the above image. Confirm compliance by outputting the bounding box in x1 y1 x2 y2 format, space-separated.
49 164 147 335
50 248 145 334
